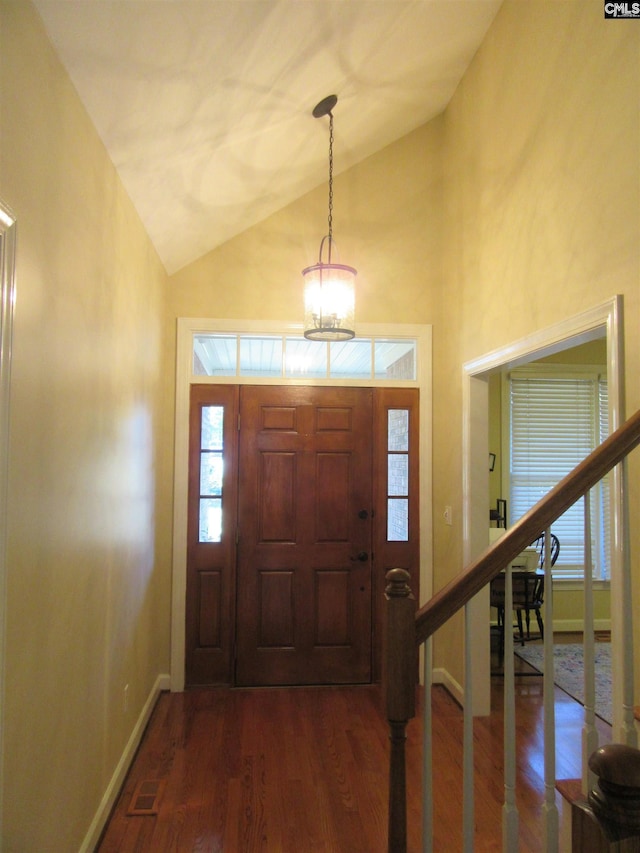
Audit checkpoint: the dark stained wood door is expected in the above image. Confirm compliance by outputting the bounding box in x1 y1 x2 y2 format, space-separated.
235 386 373 686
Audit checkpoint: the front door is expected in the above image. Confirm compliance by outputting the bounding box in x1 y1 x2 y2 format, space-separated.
235 386 373 686
185 384 419 688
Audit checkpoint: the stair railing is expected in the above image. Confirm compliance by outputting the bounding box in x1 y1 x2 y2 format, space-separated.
385 407 640 852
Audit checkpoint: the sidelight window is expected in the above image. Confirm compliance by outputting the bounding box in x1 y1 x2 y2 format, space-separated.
199 405 224 542
387 409 410 541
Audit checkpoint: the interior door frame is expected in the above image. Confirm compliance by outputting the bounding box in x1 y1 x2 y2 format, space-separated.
0 201 17 833
171 319 432 691
462 296 625 718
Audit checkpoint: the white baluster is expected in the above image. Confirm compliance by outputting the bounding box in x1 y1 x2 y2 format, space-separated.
582 492 598 794
423 636 433 853
620 458 637 745
542 528 559 850
463 604 474 852
503 566 519 849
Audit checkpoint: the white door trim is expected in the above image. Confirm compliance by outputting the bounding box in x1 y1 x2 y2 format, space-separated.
462 295 624 717
0 201 17 833
171 319 433 691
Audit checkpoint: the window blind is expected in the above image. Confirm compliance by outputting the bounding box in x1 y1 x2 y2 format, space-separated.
508 370 609 580
597 378 611 577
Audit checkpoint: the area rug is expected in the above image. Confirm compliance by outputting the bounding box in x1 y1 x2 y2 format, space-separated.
514 643 612 725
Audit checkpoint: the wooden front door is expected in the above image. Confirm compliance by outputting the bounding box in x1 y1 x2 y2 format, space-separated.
185 384 419 688
235 385 373 686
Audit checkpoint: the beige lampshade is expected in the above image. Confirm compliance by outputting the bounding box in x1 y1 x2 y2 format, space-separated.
302 260 356 341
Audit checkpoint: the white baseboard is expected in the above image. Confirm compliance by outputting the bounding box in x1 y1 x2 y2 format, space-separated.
489 618 612 634
80 673 171 853
432 666 463 707
431 615 612 714
553 619 611 633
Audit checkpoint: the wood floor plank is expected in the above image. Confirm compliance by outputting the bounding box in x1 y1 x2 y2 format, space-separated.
97 673 611 852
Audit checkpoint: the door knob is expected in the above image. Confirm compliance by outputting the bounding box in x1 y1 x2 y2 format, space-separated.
350 551 368 562
358 509 369 520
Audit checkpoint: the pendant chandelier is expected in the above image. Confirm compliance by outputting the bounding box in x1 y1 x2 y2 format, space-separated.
303 94 356 341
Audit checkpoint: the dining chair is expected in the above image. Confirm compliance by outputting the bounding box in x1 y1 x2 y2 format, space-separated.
490 533 560 654
515 532 560 640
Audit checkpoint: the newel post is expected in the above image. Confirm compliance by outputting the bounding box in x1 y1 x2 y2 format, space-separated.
384 568 416 853
587 743 640 845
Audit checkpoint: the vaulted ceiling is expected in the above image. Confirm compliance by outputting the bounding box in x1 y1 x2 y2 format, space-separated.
33 0 502 274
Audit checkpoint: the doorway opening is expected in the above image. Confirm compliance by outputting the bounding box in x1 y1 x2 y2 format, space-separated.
463 296 624 716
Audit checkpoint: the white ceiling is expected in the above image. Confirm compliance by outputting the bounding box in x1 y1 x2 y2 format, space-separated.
33 0 502 274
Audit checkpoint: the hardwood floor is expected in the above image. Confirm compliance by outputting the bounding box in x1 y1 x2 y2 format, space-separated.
97 662 612 852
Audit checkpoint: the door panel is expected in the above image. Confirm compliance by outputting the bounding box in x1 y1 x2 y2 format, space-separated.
316 453 350 540
197 570 221 646
235 385 373 686
258 570 295 646
259 452 296 541
315 570 350 644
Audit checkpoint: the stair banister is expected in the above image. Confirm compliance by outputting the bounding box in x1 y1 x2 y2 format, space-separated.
385 407 640 852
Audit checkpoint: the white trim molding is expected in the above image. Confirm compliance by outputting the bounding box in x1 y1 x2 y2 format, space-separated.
79 673 171 853
432 666 463 707
171 318 433 691
0 200 16 840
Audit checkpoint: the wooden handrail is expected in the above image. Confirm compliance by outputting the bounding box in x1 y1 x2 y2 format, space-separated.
415 407 640 646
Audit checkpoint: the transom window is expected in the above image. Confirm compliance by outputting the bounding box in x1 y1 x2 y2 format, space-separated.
193 334 417 381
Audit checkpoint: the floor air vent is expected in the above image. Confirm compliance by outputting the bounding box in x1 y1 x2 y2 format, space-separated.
127 779 165 816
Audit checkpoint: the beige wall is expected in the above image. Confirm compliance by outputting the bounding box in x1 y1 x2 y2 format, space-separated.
435 0 639 682
1 3 172 849
167 117 443 323
169 1 639 691
1 0 638 848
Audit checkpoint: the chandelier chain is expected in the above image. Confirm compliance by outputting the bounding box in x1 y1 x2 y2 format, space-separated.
327 111 334 241
303 94 356 341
